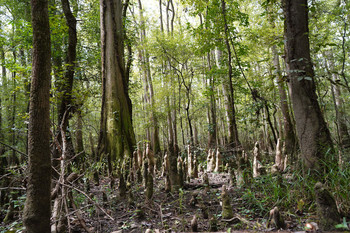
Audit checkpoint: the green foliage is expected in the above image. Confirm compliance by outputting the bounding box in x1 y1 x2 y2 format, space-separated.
238 160 350 224
0 0 350 230
335 217 350 230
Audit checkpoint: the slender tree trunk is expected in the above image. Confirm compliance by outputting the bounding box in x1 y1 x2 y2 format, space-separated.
0 46 7 208
10 52 19 166
99 0 136 165
167 95 180 191
207 51 217 149
220 0 240 149
216 48 239 149
325 52 350 151
185 86 194 146
23 0 52 231
161 1 179 191
59 0 77 158
282 0 334 176
138 0 161 155
59 0 77 124
50 1 64 168
159 0 164 32
172 83 178 155
193 122 199 146
272 45 296 158
51 0 78 173
76 110 85 156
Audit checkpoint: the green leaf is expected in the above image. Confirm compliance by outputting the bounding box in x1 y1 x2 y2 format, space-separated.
335 217 349 229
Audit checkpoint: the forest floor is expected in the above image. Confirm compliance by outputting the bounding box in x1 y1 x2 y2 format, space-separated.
67 172 323 233
2 170 346 233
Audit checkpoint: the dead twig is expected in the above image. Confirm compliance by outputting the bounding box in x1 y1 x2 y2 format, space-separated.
56 181 115 221
155 203 164 228
0 141 27 157
69 192 93 233
0 187 25 191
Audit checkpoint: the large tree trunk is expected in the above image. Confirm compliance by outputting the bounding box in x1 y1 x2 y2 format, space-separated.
23 0 52 231
99 0 136 166
282 0 334 176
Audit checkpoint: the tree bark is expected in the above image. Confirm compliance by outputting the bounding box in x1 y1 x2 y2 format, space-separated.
282 0 334 176
23 0 52 231
99 0 136 165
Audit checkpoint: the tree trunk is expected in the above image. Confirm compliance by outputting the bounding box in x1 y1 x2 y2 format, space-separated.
282 0 334 176
162 0 179 191
23 0 52 231
325 51 350 150
138 0 161 155
0 46 8 208
59 0 78 157
51 0 78 172
51 1 64 169
272 45 297 158
220 0 240 149
207 51 217 149
76 110 85 157
216 48 239 149
10 52 19 166
99 0 136 164
59 0 77 120
167 97 180 191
